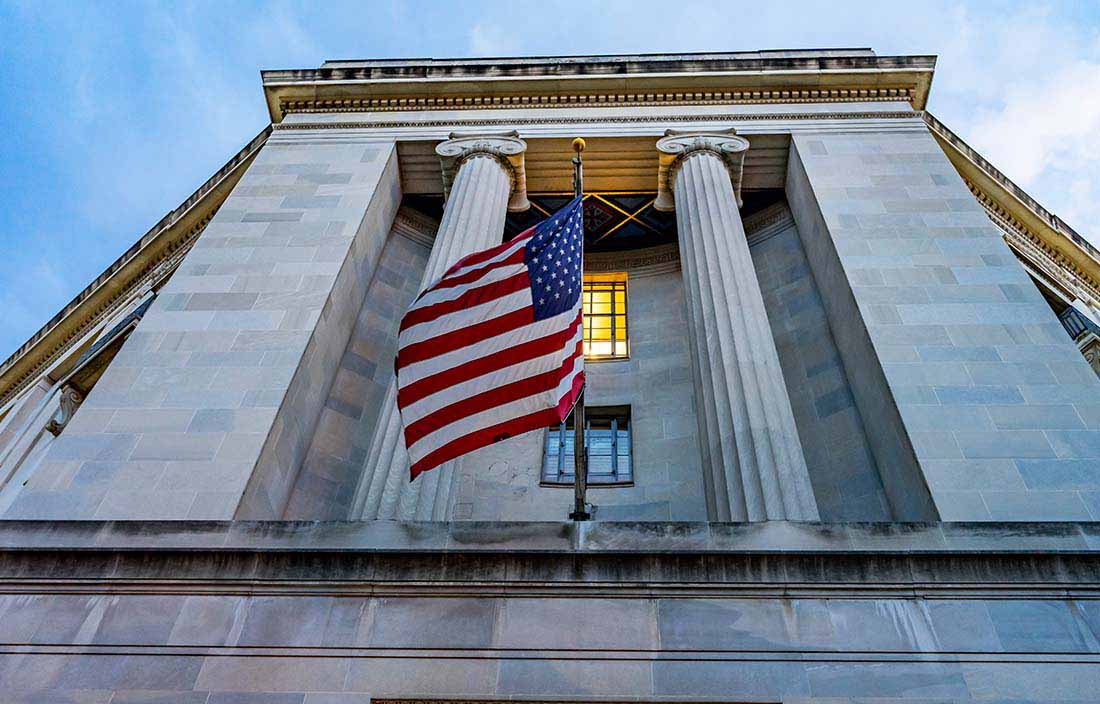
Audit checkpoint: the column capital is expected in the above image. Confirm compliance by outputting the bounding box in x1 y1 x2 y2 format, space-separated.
436 131 530 212
654 129 750 211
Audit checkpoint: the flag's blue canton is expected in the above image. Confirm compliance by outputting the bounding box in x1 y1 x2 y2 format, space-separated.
524 197 584 320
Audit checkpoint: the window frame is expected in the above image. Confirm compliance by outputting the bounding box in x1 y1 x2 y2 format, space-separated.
582 273 630 362
540 405 633 487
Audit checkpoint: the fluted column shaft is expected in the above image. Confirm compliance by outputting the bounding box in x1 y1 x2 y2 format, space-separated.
351 134 525 520
659 131 819 521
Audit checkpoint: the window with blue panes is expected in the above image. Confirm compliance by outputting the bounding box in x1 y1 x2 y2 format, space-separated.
541 406 632 486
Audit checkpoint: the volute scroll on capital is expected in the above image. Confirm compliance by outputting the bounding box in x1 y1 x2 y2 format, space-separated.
653 128 750 211
436 130 530 212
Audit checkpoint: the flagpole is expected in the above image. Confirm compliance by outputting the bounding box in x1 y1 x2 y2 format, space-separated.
569 137 591 522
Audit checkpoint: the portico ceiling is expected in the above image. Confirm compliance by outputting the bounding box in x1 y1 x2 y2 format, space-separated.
397 134 790 195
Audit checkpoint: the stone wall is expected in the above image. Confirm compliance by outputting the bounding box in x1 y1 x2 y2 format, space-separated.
749 208 892 520
0 135 400 520
283 224 431 519
788 128 1100 521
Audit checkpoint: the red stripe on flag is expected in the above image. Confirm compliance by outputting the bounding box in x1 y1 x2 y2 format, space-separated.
429 247 527 293
408 370 585 479
400 270 530 333
396 306 536 370
398 311 583 407
403 340 584 446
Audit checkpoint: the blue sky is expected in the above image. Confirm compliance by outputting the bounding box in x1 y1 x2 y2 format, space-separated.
2 0 1099 359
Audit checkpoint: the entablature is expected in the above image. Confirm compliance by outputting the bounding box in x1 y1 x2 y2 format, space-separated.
262 50 936 122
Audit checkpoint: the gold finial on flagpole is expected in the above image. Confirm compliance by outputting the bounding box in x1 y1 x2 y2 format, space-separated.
571 138 585 200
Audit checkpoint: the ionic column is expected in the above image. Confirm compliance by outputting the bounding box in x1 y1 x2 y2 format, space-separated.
656 129 818 521
351 132 528 520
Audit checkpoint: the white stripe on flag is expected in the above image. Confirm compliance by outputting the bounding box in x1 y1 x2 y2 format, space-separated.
399 309 577 387
400 324 584 425
406 351 584 464
398 287 531 348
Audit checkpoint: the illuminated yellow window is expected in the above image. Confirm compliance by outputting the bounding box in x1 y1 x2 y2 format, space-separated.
582 273 628 360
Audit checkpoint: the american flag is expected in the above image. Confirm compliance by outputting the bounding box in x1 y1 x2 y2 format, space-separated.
396 197 585 479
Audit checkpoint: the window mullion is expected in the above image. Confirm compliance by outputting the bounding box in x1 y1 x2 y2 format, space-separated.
557 421 566 480
610 417 619 477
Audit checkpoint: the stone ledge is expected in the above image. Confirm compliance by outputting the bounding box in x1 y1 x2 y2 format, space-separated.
1 520 1099 554
1 523 1099 592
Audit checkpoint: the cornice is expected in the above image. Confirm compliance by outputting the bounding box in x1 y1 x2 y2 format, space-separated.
262 51 935 121
0 127 272 409
271 110 922 133
308 50 928 76
971 183 1100 306
924 112 1100 308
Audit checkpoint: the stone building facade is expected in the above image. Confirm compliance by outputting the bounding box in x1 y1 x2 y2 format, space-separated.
1 49 1100 701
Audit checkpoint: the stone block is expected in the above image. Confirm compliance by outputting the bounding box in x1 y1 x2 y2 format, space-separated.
368 596 497 648
925 599 1002 651
501 659 652 697
955 431 1055 459
922 459 1025 491
195 657 348 692
345 658 497 695
94 490 197 520
168 595 246 646
658 597 833 651
92 595 185 645
207 694 305 704
962 662 1100 700
130 433 223 462
805 661 968 699
1047 430 1100 458
985 599 1093 652
57 654 203 691
982 490 1091 521
987 404 1085 430
184 292 259 311
934 386 1024 405
1017 459 1100 490
933 490 992 521
104 409 195 434
237 596 334 646
652 659 809 698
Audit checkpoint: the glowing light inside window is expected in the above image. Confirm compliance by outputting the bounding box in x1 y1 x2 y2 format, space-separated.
582 274 628 360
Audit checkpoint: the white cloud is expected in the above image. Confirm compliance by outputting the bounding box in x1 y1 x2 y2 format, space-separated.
923 5 1100 242
970 60 1100 185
